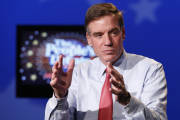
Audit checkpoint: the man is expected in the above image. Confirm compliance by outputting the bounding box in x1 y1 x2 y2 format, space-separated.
45 3 167 120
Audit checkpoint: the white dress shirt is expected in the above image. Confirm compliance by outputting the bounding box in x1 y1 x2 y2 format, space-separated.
45 51 167 120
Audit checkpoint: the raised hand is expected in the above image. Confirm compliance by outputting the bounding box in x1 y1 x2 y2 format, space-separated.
50 55 75 98
107 62 131 105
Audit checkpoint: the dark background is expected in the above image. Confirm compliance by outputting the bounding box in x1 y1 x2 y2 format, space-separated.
0 0 179 119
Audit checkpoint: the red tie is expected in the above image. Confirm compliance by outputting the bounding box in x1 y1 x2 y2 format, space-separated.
98 69 113 120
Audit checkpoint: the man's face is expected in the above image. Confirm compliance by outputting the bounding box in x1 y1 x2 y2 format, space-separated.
86 15 125 65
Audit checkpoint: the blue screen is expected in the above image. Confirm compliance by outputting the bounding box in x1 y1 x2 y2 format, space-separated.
0 0 179 119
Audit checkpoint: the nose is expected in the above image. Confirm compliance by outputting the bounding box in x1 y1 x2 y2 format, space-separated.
104 34 113 46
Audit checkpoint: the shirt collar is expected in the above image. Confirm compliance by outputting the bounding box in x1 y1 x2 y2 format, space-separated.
94 57 106 78
113 50 127 67
113 50 127 75
94 50 127 77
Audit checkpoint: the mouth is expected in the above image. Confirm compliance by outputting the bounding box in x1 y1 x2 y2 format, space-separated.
103 50 114 54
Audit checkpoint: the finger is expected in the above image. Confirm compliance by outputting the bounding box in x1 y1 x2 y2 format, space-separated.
58 55 63 71
50 77 66 87
110 85 122 95
53 68 59 74
51 72 56 80
67 59 75 75
51 69 58 81
52 72 67 86
106 62 112 73
52 62 62 79
110 78 124 89
107 63 116 77
110 69 123 82
110 74 124 86
107 62 113 69
107 66 124 86
50 77 59 87
52 61 59 72
52 68 61 80
110 70 124 86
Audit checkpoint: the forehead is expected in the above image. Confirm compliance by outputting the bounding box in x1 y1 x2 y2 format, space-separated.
87 15 120 33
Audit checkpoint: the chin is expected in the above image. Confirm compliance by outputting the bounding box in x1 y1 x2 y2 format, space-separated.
103 56 117 63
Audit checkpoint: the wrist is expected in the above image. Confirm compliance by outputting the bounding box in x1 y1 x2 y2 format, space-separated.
54 90 68 98
124 92 131 105
117 91 131 106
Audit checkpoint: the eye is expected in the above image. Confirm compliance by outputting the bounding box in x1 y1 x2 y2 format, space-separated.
111 30 120 36
93 33 103 38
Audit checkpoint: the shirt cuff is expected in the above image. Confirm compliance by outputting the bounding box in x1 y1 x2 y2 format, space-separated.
123 96 145 115
53 93 69 110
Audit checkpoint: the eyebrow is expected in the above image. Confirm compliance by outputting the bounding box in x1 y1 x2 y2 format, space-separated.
108 27 120 33
92 32 103 36
90 27 121 36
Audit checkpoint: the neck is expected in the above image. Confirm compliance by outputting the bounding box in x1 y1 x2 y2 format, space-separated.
102 51 123 66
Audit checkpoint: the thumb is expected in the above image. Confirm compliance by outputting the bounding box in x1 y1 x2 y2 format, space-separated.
107 62 113 72
67 59 75 75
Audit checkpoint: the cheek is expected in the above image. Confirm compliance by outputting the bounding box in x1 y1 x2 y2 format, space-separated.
113 40 124 53
92 42 102 55
114 40 122 47
93 44 100 52
114 37 123 48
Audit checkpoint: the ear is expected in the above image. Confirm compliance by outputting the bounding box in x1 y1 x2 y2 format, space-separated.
86 32 92 46
122 27 125 40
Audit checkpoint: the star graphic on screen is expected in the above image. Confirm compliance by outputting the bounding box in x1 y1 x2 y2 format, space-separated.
129 0 161 24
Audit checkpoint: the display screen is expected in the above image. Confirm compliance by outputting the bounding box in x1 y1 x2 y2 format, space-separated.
16 25 95 97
